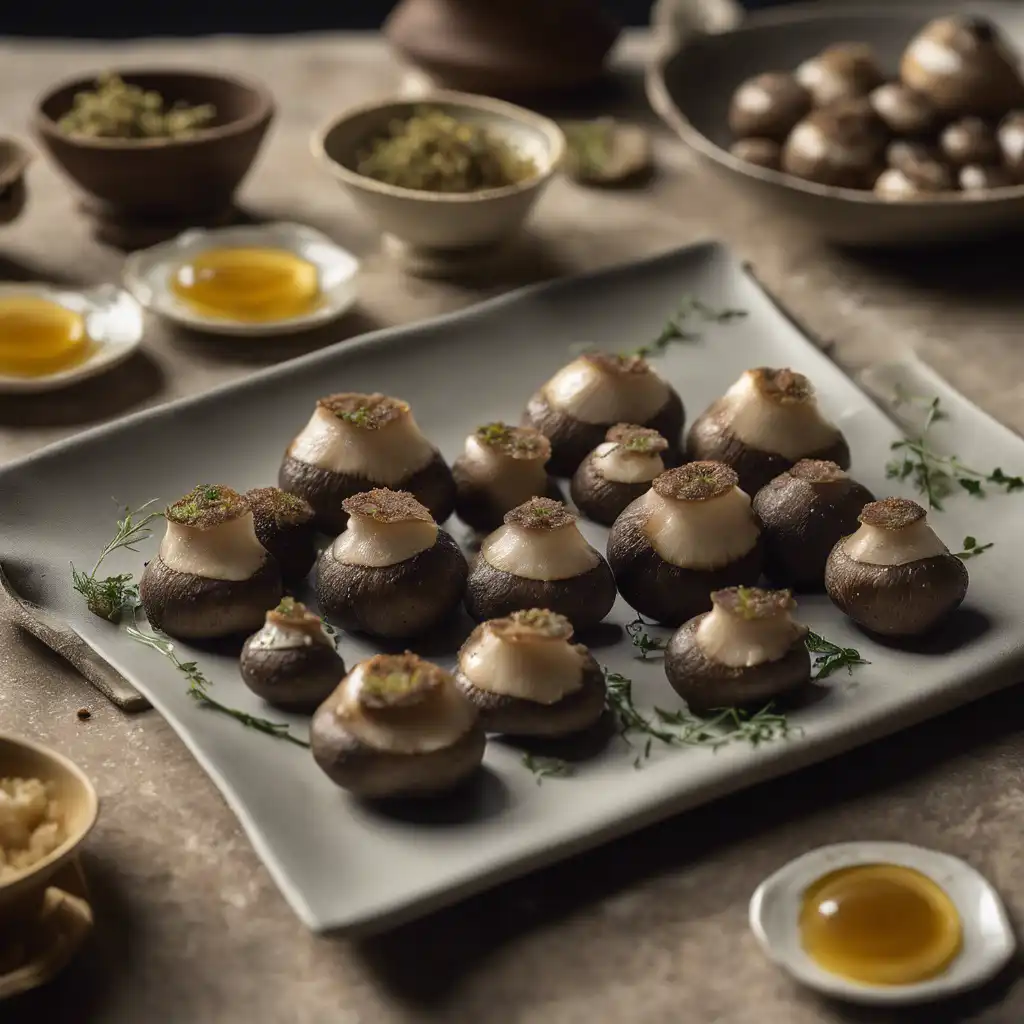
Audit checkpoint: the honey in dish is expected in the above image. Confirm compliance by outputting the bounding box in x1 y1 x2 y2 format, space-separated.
799 863 962 986
170 247 321 322
0 294 91 378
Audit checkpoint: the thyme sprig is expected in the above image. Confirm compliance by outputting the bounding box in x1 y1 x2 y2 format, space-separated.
805 630 869 680
521 753 574 784
625 616 667 659
956 536 994 560
71 499 162 621
126 614 309 748
625 296 747 359
887 392 1024 510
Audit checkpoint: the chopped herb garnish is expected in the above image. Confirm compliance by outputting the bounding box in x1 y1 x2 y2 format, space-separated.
521 753 574 784
339 407 372 427
624 616 666 659
625 296 747 360
70 499 162 622
887 391 1024 510
956 536 994 560
805 630 869 680
126 612 309 748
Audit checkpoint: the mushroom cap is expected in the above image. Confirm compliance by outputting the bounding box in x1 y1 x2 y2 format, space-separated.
781 98 887 189
751 461 875 592
900 15 1024 117
728 71 811 141
729 137 782 171
138 554 283 641
824 542 969 636
606 499 764 626
873 167 925 200
316 527 467 639
885 141 956 191
239 639 345 712
278 448 456 535
570 452 652 527
939 117 1001 167
244 487 318 585
464 555 616 633
664 612 811 714
796 42 885 107
869 82 939 136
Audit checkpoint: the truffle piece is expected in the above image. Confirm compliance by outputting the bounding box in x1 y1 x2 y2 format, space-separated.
728 71 811 141
244 486 317 585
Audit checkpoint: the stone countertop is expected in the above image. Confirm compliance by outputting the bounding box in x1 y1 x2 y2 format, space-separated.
2 30 1024 1024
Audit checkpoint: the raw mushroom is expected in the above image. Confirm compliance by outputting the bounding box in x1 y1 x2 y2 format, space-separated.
873 168 929 200
316 489 467 639
244 486 317 586
997 111 1024 179
824 497 969 637
521 351 685 476
606 462 763 626
959 163 1016 190
570 423 669 526
729 138 782 171
139 484 283 641
279 392 456 535
686 367 850 497
310 652 486 799
464 497 617 632
239 598 344 712
452 422 559 535
939 117 1001 167
664 587 811 714
795 43 885 108
728 71 811 141
869 82 938 136
454 608 606 737
751 459 875 591
900 15 1024 118
781 98 887 189
885 141 955 191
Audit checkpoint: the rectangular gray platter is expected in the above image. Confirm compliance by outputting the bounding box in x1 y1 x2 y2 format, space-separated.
3 241 1023 934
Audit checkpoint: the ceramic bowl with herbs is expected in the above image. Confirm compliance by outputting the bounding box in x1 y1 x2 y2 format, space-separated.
312 92 565 259
33 69 274 226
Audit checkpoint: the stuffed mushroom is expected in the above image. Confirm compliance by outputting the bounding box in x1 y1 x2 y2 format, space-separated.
752 459 875 591
728 71 811 141
452 422 559 535
454 608 606 737
795 43 885 108
465 497 616 632
664 586 811 714
521 352 685 476
824 497 969 637
239 598 344 711
279 392 456 535
244 486 317 585
310 652 485 799
316 488 468 639
139 484 283 641
571 423 669 526
607 462 763 626
781 98 887 189
686 367 850 497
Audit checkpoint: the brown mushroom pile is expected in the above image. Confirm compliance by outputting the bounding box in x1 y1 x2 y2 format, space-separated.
727 15 1024 197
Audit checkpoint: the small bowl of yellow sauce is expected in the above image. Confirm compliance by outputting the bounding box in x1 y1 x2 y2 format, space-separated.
750 841 1015 1005
122 222 359 337
0 283 144 394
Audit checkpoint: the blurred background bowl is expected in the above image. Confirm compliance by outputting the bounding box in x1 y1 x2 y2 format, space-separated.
647 0 1024 247
0 137 32 227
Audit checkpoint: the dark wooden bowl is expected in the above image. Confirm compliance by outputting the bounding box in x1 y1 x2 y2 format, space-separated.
33 69 274 221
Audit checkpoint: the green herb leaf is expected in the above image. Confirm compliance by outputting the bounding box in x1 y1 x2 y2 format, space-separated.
521 753 574 784
956 536 994 560
624 616 667 660
804 630 869 680
623 296 747 360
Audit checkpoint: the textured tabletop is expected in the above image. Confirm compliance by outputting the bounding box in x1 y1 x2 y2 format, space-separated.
2 30 1024 1024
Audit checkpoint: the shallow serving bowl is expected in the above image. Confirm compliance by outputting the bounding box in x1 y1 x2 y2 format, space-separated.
312 91 565 258
647 0 1024 247
0 735 98 934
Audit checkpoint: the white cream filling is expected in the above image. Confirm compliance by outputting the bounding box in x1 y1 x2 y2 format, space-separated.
460 435 549 508
331 514 437 568
542 358 670 425
459 630 585 704
482 523 599 581
249 621 332 651
592 441 665 484
159 511 268 581
695 604 805 669
287 405 436 484
842 520 948 566
337 663 476 754
639 487 760 570
718 371 841 459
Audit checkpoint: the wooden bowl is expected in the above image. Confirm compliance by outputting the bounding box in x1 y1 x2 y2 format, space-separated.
33 69 274 223
0 735 98 938
0 138 32 227
646 0 1024 247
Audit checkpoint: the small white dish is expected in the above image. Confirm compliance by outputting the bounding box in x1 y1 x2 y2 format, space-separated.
0 282 144 395
749 841 1016 1007
122 222 360 338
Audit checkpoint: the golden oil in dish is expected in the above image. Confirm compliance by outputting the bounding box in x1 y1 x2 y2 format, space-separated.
0 294 91 377
799 863 962 986
170 247 322 323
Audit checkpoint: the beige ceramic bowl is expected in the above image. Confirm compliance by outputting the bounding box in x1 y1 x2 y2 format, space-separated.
0 735 98 935
312 91 565 257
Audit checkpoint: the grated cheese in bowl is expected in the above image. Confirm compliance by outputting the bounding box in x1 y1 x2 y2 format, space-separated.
0 777 66 883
